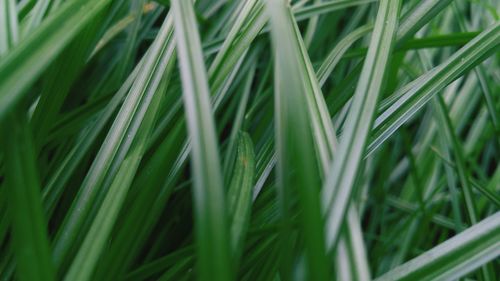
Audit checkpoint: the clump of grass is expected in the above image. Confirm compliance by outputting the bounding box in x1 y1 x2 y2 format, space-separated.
0 0 499 280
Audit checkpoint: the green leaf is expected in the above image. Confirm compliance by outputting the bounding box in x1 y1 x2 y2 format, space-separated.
267 0 330 279
294 0 378 22
63 56 167 281
31 17 107 147
1 1 499 280
375 212 500 281
0 0 18 56
171 0 233 280
52 15 176 272
227 132 255 262
396 0 454 43
434 96 479 225
369 22 500 156
322 0 401 250
41 63 140 217
317 24 372 86
0 0 113 120
1 112 55 281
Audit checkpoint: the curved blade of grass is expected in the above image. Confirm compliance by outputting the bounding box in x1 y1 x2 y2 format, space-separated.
434 144 500 208
112 0 148 81
396 0 454 43
122 246 194 281
241 0 340 179
52 16 175 271
369 22 500 156
294 0 378 21
267 0 330 279
99 8 266 279
282 4 371 279
247 0 459 191
133 1 264 216
157 257 194 281
41 63 140 216
386 195 466 231
399 32 480 51
210 0 373 174
241 22 370 281
227 132 255 262
1 113 55 281
316 0 464 116
336 207 372 281
434 96 479 225
91 13 137 57
290 4 338 169
451 2 500 141
171 0 232 280
63 59 168 281
91 119 186 280
0 0 113 120
222 56 257 183
208 0 266 97
302 0 320 47
416 50 481 228
0 0 18 57
432 93 494 281
322 0 401 250
317 24 372 86
30 18 106 147
167 0 456 61
0 46 141 281
267 0 329 280
343 32 481 61
375 211 500 281
24 0 52 34
204 0 379 59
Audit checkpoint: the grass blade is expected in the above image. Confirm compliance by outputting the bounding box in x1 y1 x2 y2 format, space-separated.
63 61 167 281
322 0 401 250
375 212 500 281
52 16 176 272
1 113 55 281
0 0 113 120
267 0 332 279
171 0 232 280
0 0 18 56
369 22 500 155
227 132 255 262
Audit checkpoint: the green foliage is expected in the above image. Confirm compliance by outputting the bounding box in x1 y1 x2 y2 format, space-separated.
0 0 498 280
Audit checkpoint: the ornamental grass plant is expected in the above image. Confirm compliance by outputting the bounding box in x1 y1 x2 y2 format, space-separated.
0 0 499 280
